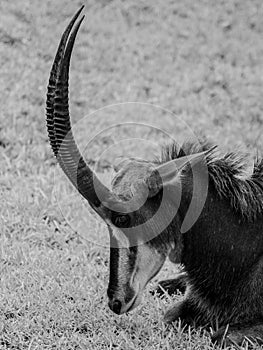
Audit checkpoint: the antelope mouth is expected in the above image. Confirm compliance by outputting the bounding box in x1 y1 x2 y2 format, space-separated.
121 292 143 314
125 295 138 313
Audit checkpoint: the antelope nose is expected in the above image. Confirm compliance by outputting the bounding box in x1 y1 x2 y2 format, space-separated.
109 299 122 314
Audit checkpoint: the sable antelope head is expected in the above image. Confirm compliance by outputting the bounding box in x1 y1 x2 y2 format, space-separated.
46 6 210 315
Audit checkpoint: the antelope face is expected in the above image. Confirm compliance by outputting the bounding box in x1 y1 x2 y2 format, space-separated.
107 228 168 314
106 160 172 315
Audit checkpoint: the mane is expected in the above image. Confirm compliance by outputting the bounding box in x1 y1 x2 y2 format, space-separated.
160 140 263 222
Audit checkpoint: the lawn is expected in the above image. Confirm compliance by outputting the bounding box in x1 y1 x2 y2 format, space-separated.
0 0 263 349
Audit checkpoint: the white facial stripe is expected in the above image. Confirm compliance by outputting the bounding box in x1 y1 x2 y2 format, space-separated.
112 227 130 248
106 219 130 248
131 244 151 287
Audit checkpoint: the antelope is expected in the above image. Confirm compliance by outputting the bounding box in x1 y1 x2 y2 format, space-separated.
45 6 263 346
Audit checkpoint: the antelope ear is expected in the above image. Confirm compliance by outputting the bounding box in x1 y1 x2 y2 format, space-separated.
145 147 216 196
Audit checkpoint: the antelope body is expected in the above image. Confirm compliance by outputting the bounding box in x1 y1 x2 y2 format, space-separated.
46 7 263 346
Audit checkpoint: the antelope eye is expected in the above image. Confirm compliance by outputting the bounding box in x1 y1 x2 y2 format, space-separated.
112 214 131 228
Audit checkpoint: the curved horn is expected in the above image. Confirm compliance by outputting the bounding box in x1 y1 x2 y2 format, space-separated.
46 5 84 158
46 7 118 215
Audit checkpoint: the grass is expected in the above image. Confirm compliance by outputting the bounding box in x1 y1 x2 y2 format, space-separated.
0 0 263 349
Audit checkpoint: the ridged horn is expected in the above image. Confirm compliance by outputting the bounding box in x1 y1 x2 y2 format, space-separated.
46 6 118 215
46 5 84 158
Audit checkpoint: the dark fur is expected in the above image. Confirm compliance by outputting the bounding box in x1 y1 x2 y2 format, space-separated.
161 141 263 222
158 140 263 346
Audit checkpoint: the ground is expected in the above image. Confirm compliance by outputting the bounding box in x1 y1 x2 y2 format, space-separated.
0 0 263 349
